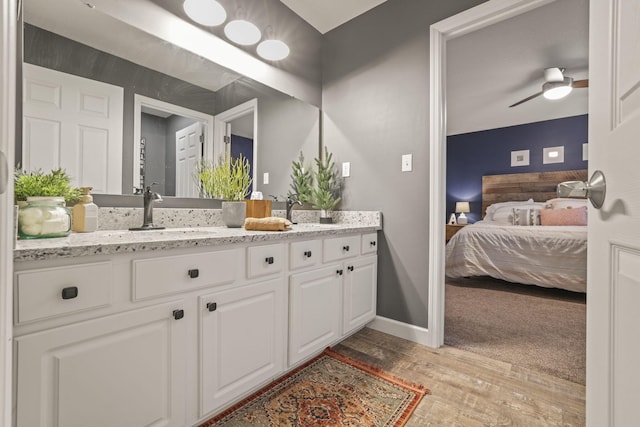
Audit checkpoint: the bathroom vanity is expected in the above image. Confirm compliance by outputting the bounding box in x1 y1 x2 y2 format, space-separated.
12 217 380 426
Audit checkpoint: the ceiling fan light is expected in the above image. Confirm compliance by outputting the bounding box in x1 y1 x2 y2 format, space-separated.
257 40 290 61
543 77 574 100
224 20 262 45
183 0 226 27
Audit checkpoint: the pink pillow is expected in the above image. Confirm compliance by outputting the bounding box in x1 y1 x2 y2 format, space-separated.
539 206 587 226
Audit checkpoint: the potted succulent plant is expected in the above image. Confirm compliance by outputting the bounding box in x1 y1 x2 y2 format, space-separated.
196 154 252 228
311 147 342 224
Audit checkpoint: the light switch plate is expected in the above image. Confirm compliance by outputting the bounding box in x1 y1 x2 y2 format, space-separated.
342 162 351 177
263 172 269 185
401 154 412 172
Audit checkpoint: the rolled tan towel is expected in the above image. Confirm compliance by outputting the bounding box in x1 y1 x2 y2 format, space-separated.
244 217 292 231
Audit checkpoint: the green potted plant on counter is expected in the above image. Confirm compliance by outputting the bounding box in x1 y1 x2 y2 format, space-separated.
196 154 252 228
288 151 313 204
311 147 342 224
14 167 81 238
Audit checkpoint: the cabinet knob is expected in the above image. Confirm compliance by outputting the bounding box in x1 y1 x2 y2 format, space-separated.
188 269 199 279
342 245 350 252
61 286 78 300
370 241 376 246
303 251 312 258
206 302 217 312
337 269 343 276
173 309 184 320
265 256 275 265
348 265 354 272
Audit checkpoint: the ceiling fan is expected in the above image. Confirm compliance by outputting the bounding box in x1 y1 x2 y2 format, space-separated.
509 67 588 108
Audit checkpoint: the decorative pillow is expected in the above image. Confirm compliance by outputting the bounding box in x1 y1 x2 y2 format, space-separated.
489 202 546 223
545 198 588 210
486 199 535 218
540 206 588 226
512 208 541 226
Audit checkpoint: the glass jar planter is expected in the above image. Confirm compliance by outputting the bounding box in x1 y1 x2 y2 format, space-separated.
18 197 71 239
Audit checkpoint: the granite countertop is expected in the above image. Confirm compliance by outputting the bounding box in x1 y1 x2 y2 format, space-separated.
14 223 382 262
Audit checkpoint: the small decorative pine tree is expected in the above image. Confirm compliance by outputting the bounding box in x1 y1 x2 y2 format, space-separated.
311 147 341 213
288 151 313 203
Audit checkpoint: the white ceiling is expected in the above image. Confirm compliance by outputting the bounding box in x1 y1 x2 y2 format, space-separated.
279 0 388 34
446 0 589 135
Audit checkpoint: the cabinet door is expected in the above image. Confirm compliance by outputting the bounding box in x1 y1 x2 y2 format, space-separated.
289 265 342 366
343 255 378 335
15 301 186 427
200 278 284 417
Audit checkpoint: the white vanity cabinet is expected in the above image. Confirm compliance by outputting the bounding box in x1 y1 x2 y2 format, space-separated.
15 299 188 427
288 233 378 366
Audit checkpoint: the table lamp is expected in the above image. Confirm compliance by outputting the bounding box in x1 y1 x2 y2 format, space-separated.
455 201 470 225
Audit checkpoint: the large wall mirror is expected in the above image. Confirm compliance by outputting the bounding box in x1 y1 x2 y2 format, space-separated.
18 0 321 206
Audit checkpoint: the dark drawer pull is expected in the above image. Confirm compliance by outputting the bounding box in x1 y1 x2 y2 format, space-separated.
348 266 354 272
342 245 350 252
370 241 376 246
206 302 217 312
337 269 343 276
173 309 184 320
61 286 78 300
188 269 199 279
304 251 312 258
265 256 274 265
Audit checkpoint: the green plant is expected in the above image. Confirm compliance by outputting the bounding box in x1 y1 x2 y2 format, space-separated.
196 153 252 201
288 151 313 203
311 147 341 212
14 167 81 205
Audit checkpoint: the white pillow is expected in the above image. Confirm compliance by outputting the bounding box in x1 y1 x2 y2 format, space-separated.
546 198 588 209
486 199 545 223
512 208 541 226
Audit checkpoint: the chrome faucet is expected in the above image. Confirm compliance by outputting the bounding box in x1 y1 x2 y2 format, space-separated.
130 184 165 230
286 194 302 223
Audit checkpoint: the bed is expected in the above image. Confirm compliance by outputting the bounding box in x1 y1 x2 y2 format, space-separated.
445 170 588 293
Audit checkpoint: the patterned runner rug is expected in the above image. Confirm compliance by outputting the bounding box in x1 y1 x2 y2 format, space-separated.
199 347 429 426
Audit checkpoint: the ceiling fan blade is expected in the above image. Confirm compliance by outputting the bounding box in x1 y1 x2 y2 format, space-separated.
509 91 544 108
572 79 589 88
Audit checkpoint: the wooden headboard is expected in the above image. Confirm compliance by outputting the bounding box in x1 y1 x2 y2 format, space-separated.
482 170 588 216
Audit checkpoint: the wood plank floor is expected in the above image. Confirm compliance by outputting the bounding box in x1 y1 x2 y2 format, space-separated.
334 328 585 426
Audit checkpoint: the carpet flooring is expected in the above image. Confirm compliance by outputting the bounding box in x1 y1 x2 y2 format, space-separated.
444 276 586 384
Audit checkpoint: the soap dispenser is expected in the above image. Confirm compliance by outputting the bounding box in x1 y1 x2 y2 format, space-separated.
72 187 99 232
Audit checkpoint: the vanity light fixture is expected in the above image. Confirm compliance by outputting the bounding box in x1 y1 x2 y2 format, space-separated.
183 0 227 27
224 19 262 45
257 39 290 61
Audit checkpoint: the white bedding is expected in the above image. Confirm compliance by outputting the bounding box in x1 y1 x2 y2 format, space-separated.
445 221 587 293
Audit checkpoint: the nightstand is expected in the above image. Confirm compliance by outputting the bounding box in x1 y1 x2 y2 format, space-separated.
446 224 466 242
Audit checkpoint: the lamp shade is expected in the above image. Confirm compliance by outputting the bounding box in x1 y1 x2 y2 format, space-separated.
455 202 470 213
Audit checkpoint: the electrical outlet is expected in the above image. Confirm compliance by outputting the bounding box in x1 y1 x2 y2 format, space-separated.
263 172 269 185
401 154 412 172
342 162 351 177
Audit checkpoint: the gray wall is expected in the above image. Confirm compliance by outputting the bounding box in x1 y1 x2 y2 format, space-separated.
322 0 487 327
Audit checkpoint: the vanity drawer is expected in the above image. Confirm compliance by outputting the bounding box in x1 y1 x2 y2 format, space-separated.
323 235 361 263
361 232 378 255
289 240 321 271
247 243 284 279
15 262 112 324
133 249 240 300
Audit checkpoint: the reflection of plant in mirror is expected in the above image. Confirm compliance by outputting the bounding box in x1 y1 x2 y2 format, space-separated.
196 154 252 201
311 147 342 211
289 151 313 203
14 167 81 205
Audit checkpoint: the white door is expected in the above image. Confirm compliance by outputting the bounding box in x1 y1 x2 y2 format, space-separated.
175 121 201 198
22 64 123 194
587 0 640 425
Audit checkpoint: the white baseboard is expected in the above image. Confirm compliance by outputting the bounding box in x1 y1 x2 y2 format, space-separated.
367 315 436 347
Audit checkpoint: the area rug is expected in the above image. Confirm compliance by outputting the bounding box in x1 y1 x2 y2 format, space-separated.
198 347 429 427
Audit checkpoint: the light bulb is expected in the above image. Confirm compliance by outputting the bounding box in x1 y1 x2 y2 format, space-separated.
224 20 261 45
257 40 290 61
183 0 226 27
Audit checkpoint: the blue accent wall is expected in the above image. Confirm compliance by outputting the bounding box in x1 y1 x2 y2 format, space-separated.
446 114 588 223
